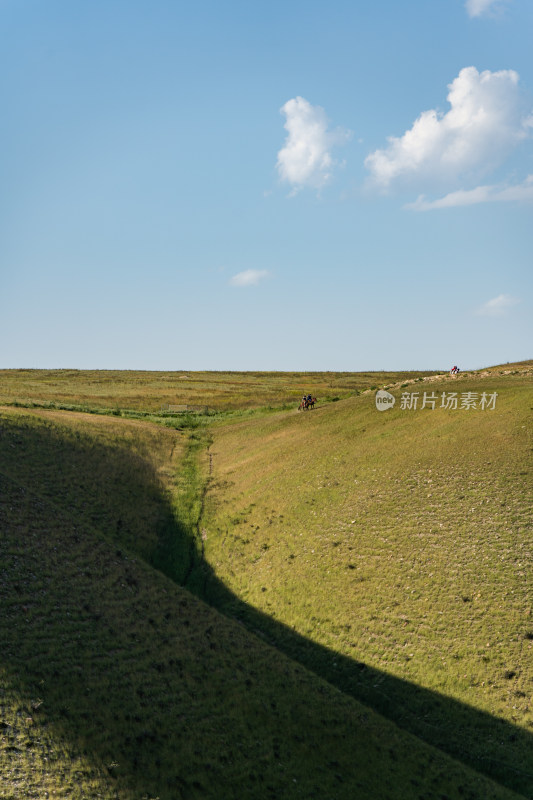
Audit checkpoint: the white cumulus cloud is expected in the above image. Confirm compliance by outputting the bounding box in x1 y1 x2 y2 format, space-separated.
276 96 350 192
230 269 270 287
406 175 533 210
475 294 520 316
465 0 509 18
365 67 530 190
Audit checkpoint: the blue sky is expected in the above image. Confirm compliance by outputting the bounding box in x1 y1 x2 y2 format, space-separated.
1 0 532 370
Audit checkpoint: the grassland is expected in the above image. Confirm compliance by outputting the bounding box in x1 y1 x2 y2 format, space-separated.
0 368 439 413
200 364 533 795
0 362 531 798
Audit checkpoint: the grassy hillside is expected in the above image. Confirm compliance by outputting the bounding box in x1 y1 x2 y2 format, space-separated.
0 406 526 799
0 368 439 413
201 367 533 795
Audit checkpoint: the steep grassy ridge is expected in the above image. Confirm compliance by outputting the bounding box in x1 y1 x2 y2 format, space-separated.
202 371 533 794
0 407 524 799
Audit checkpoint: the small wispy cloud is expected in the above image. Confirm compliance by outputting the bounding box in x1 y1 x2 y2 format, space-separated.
465 0 509 18
276 96 351 193
475 294 520 316
405 175 533 210
230 269 270 287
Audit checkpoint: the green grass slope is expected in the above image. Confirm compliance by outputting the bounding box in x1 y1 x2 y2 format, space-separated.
202 369 533 795
0 407 524 799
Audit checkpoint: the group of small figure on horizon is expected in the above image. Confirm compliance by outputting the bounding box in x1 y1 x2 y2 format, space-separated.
299 394 317 410
450 365 460 375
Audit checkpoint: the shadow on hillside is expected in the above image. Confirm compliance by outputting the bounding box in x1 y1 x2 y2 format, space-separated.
198 570 533 797
0 416 532 799
0 412 194 583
